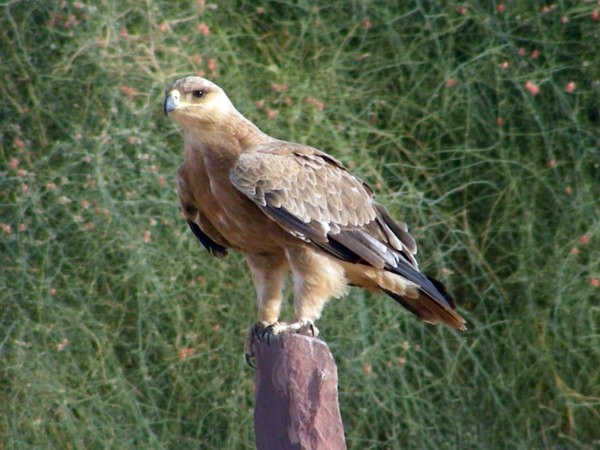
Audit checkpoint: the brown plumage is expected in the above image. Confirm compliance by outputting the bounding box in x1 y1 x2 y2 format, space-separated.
164 76 466 343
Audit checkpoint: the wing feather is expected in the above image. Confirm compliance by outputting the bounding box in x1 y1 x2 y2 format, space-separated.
231 142 375 240
178 165 230 257
186 219 228 257
230 142 457 311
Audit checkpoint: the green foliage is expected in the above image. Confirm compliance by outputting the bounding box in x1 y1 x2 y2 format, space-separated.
2 1 599 448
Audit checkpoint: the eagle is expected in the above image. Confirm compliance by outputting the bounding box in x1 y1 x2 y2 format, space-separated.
164 76 466 359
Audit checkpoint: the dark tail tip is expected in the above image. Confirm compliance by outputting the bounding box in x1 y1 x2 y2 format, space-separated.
426 275 456 309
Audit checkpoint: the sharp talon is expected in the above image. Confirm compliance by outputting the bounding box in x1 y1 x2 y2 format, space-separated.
261 325 275 346
245 323 267 369
253 323 263 343
245 352 257 370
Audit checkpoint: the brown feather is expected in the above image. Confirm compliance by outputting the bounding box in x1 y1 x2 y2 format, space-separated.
165 76 467 332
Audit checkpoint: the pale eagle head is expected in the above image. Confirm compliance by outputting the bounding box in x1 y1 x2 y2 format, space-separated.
164 76 235 126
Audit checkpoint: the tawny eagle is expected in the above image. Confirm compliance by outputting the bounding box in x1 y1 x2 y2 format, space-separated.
164 76 466 355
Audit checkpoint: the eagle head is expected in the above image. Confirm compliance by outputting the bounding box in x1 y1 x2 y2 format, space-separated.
164 76 234 125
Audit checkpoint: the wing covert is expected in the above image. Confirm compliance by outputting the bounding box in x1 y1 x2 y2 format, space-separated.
230 142 419 271
231 142 376 241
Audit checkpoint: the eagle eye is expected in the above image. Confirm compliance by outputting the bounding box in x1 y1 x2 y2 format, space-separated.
192 90 205 98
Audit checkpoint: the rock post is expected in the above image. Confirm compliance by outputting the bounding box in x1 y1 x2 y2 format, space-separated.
253 333 346 450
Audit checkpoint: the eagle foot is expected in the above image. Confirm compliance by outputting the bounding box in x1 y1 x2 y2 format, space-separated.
244 322 270 369
244 321 319 369
262 320 319 345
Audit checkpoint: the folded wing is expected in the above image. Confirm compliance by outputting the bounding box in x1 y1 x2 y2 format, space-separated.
230 141 464 328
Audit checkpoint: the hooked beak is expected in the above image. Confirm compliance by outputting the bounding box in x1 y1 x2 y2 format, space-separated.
164 89 180 115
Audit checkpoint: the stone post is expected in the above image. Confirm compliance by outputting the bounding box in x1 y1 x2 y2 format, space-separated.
253 333 346 450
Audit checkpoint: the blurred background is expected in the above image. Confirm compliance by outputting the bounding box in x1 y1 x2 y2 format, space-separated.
1 1 599 448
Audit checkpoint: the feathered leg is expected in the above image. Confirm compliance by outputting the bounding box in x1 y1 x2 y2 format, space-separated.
260 246 348 338
244 252 288 366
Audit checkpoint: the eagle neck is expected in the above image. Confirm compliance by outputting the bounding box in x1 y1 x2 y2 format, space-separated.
183 111 274 171
231 111 277 150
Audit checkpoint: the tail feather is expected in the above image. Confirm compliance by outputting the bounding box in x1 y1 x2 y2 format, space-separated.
341 260 467 331
426 275 457 309
382 284 467 331
381 260 466 330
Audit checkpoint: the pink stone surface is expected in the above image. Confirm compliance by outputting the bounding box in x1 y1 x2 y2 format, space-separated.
253 333 346 450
